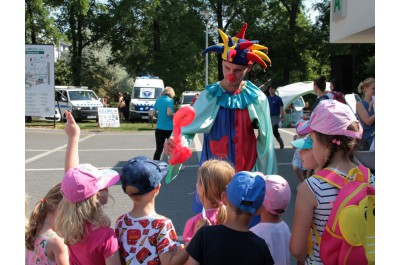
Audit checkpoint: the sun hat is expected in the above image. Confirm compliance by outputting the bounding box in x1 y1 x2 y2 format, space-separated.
61 164 120 203
264 175 291 215
202 23 271 69
226 171 266 214
121 156 168 195
296 99 363 138
291 134 313 149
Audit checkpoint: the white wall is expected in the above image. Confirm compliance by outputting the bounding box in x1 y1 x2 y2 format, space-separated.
330 0 375 43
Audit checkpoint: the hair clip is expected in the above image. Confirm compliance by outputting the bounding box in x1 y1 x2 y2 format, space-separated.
40 198 46 203
332 139 341 146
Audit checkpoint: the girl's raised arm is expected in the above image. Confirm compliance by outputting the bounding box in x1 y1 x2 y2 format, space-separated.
64 110 80 172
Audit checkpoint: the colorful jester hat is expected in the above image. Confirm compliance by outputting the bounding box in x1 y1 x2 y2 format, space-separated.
202 23 271 69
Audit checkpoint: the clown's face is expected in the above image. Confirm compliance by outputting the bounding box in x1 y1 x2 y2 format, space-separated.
221 60 252 93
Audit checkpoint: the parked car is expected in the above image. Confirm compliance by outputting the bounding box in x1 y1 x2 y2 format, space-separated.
178 91 198 109
55 86 104 122
30 108 61 122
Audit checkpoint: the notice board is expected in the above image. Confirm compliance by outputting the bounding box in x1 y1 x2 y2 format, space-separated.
25 45 55 117
98 108 120 127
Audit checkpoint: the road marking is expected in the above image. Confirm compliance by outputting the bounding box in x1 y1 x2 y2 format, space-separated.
25 134 96 164
280 128 297 136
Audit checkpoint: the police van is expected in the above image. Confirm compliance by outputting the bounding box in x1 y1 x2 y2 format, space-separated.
55 86 104 122
129 76 164 121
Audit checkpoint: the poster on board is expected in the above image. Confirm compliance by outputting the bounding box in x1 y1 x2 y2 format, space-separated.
98 108 120 127
25 44 55 117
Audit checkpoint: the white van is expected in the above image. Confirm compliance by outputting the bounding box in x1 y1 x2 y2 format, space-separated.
129 76 164 121
178 91 198 109
55 86 104 122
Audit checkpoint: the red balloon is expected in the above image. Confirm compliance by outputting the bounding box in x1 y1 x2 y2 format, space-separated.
169 105 196 165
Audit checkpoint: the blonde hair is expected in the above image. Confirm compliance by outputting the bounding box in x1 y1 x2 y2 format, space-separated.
54 193 110 245
162 86 175 98
357 77 375 94
197 159 235 224
25 183 63 251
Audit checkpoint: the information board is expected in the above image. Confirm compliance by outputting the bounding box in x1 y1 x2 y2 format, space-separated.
25 44 55 117
98 108 120 127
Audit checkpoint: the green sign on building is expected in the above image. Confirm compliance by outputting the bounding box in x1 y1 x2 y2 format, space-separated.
332 0 347 22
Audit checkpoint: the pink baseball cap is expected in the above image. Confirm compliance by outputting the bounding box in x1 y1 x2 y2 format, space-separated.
61 164 120 203
296 99 363 138
264 175 291 215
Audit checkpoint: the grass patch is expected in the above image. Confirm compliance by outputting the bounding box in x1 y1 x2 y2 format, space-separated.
25 121 156 132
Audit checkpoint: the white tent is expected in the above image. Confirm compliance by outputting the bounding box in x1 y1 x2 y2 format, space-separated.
276 81 330 111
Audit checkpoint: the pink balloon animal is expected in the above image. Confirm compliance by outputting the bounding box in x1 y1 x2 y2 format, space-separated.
169 105 196 165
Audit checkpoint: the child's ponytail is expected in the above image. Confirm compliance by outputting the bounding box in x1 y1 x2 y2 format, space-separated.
216 203 227 225
25 183 63 251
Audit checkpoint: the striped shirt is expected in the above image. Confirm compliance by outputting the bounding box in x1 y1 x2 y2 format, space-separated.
305 168 375 265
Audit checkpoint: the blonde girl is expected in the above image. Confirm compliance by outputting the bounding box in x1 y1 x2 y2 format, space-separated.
54 110 122 265
25 183 69 265
182 159 235 244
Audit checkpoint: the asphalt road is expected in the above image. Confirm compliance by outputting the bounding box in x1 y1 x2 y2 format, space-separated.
25 126 299 261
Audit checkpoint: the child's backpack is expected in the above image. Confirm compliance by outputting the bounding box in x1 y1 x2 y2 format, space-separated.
327 91 347 104
310 164 375 265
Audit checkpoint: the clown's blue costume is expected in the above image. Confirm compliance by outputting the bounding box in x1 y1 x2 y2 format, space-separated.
166 23 278 217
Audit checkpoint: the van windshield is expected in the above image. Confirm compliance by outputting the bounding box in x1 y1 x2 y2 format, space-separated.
182 95 196 104
68 91 99 101
133 87 163 99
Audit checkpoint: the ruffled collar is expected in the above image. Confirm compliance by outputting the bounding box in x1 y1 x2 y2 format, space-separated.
205 81 260 109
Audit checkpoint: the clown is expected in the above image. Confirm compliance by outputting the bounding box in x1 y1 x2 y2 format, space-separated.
165 23 278 217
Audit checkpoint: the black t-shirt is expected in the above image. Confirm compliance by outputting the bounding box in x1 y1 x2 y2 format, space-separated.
186 225 274 265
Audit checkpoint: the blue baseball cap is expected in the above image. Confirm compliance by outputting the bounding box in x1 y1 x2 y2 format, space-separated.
121 156 168 195
290 134 313 149
226 171 266 214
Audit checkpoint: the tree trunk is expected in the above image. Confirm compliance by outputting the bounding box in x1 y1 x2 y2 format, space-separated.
26 1 36 44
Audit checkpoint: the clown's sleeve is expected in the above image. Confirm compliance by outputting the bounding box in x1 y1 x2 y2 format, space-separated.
248 92 278 175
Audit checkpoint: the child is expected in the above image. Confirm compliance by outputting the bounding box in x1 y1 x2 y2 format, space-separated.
250 175 292 265
55 110 122 265
289 100 375 265
25 183 69 265
185 171 275 265
116 156 187 265
183 159 235 244
291 134 321 177
292 134 307 183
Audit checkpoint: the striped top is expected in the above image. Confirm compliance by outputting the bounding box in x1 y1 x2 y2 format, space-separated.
305 168 375 265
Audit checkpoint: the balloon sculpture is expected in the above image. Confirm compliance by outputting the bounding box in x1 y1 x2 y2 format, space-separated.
168 105 196 165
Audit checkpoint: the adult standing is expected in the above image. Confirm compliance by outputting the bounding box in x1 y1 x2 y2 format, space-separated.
123 92 131 121
310 76 329 112
328 78 346 104
267 84 285 149
356 77 375 150
151 86 175 160
191 93 199 106
117 92 125 121
164 23 277 216
302 76 329 122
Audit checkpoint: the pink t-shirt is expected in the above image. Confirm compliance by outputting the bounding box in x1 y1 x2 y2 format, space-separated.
68 223 119 265
182 208 219 244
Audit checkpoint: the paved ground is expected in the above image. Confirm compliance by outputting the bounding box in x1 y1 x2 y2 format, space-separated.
25 126 299 262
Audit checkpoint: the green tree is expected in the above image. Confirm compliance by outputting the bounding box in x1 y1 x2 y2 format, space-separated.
104 0 207 96
25 0 61 44
56 0 108 86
